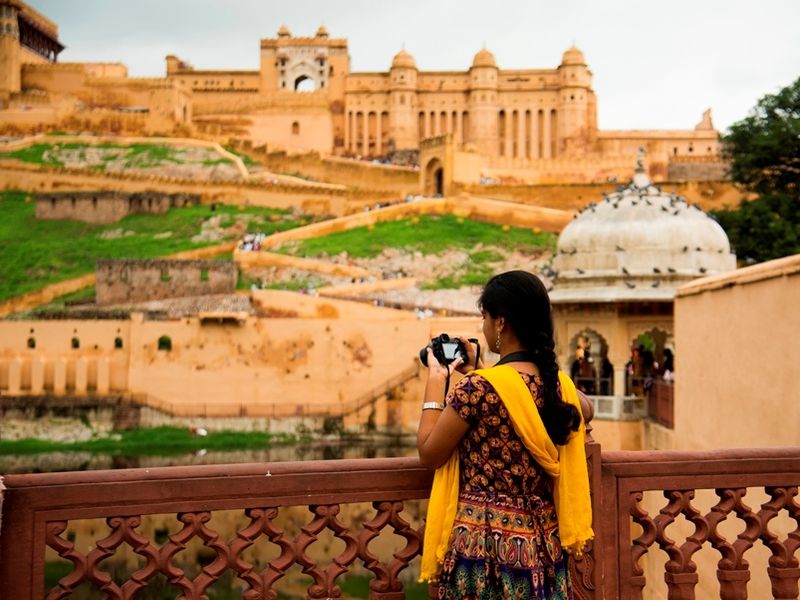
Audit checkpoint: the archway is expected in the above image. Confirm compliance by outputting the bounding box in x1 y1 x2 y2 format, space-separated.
424 158 444 196
626 327 673 395
568 328 614 395
294 75 316 92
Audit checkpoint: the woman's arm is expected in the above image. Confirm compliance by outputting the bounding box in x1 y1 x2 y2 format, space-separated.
417 349 470 469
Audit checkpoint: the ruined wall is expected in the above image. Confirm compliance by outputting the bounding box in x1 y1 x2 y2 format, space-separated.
95 259 236 305
667 156 730 182
34 191 200 224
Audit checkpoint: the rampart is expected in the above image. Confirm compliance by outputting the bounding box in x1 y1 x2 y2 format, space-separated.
95 259 236 305
667 156 731 182
35 191 200 224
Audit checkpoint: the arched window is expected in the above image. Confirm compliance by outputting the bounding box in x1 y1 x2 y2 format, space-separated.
157 335 172 351
114 337 124 349
27 337 36 349
291 121 300 135
71 337 80 349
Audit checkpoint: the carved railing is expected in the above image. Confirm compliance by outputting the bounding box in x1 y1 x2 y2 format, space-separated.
0 447 798 599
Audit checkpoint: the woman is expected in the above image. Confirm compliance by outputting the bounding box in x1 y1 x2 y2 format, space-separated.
417 270 593 599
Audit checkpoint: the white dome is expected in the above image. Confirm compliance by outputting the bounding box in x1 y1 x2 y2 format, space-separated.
550 168 736 303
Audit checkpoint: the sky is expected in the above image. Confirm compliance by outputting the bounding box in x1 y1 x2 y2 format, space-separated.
31 0 800 133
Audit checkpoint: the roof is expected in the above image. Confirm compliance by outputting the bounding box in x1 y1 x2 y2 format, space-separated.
676 254 800 297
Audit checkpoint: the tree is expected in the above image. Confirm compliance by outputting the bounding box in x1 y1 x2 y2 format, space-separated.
711 77 800 263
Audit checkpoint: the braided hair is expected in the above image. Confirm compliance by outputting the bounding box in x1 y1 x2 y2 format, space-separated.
479 270 580 445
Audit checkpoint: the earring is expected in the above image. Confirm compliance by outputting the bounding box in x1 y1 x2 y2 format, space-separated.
495 333 501 353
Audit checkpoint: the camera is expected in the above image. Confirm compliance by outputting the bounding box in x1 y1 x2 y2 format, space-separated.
419 333 469 367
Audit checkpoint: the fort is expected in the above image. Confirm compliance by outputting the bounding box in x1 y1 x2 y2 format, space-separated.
35 190 200 223
0 1 723 186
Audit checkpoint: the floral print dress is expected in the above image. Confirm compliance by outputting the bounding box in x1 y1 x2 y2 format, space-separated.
436 371 572 600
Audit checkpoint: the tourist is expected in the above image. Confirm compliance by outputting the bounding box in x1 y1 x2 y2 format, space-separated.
417 270 593 597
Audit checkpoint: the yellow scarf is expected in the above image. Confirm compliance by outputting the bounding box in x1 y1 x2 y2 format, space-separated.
419 368 593 583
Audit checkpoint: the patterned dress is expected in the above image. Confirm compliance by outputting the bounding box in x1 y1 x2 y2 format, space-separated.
436 371 572 600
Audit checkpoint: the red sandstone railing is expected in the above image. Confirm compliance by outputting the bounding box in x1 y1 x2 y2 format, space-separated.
1 447 798 599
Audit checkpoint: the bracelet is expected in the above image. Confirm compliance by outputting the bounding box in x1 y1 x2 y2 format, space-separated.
422 401 446 411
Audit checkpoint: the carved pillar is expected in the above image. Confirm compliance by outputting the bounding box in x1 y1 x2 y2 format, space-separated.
375 113 381 156
543 110 552 159
424 111 431 138
504 110 513 159
457 111 464 145
31 356 45 394
54 357 67 395
344 111 350 152
532 109 540 159
362 112 369 157
517 110 525 160
97 357 110 394
75 357 88 394
7 357 21 394
614 365 626 397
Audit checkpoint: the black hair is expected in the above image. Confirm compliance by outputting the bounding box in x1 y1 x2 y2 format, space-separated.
479 270 581 445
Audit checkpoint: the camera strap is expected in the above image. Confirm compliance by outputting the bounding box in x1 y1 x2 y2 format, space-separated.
495 350 538 366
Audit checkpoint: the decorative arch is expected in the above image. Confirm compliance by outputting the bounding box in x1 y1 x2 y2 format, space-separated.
626 326 673 395
423 158 444 197
568 328 614 395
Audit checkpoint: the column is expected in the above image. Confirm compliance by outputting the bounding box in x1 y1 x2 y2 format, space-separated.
375 113 382 156
446 111 453 136
543 109 552 159
517 110 526 160
54 357 67 395
504 110 513 159
31 356 45 394
532 110 540 159
433 111 440 136
614 365 626 398
361 112 369 157
457 111 464 145
75 356 88 394
424 111 431 138
8 357 21 394
97 356 110 394
344 111 350 152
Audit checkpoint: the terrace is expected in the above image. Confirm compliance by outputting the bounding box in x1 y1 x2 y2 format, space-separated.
1 408 798 600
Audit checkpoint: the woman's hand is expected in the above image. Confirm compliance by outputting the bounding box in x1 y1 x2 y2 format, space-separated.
455 337 482 374
426 348 464 383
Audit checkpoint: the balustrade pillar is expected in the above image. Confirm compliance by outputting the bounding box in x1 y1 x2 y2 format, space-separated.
97 356 110 394
8 357 21 394
53 357 67 395
31 355 44 393
75 356 88 394
614 365 626 397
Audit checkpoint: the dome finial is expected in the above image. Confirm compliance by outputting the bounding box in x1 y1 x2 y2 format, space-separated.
633 147 651 188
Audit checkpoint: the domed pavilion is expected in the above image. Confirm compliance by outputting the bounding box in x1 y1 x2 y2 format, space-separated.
550 152 735 405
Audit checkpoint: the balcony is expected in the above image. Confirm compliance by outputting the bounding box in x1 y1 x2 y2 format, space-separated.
1 443 798 598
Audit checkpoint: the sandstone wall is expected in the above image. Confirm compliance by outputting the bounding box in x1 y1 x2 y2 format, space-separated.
95 259 236 305
35 191 199 224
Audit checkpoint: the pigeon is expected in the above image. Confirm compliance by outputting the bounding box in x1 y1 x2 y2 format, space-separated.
652 280 661 288
682 246 689 252
576 268 585 274
699 267 707 274
695 247 702 252
615 245 625 252
667 267 676 273
622 267 630 275
625 281 636 289
644 198 652 206
569 248 578 255
661 205 669 212
653 267 661 274
673 209 681 216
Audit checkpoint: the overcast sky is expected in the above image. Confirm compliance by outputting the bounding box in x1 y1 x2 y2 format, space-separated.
31 0 799 133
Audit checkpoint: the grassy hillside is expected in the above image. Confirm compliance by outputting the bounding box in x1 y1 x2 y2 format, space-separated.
0 191 300 302
279 214 556 258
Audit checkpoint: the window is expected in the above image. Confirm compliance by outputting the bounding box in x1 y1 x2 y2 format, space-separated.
27 337 36 349
160 269 171 282
200 268 209 281
157 335 172 351
291 121 300 135
114 337 123 349
71 337 80 349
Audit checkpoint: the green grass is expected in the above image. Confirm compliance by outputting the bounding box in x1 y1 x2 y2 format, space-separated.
0 190 301 302
279 214 556 258
223 146 258 166
0 425 297 456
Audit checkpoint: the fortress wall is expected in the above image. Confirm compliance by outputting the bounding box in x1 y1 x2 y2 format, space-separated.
95 259 237 305
35 191 200 224
0 163 351 215
236 251 374 279
0 274 96 319
0 319 131 395
237 145 418 193
461 180 748 212
667 160 730 182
